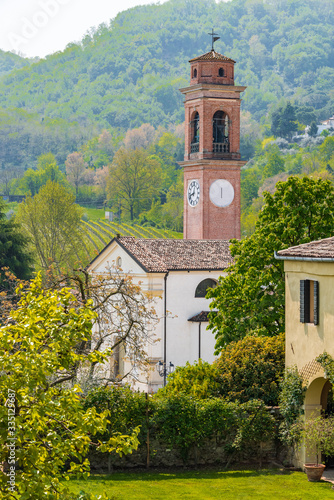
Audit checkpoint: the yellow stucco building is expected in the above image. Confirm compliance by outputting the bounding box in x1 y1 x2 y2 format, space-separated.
277 237 334 466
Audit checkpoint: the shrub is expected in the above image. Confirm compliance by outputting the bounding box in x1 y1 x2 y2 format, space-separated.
83 385 147 439
215 333 285 406
159 359 220 399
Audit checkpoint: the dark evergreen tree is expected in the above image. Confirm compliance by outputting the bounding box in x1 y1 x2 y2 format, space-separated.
309 121 319 137
0 198 33 283
271 102 298 139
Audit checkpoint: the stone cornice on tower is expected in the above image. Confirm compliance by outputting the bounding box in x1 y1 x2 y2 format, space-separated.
179 159 247 170
179 83 246 97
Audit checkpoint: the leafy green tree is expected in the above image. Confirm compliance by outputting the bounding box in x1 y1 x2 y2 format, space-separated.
81 130 115 170
0 167 20 196
289 154 303 175
241 197 264 237
0 274 139 499
19 168 42 197
16 181 85 273
295 104 317 126
262 149 285 179
241 169 261 210
107 147 162 220
208 176 334 350
309 121 318 137
20 153 68 196
161 172 183 231
271 102 298 139
153 131 183 192
0 198 33 283
319 136 334 162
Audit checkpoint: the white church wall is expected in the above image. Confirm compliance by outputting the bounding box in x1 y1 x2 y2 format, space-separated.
88 240 228 392
165 270 225 369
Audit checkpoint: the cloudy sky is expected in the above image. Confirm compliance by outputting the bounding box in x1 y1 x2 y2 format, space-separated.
0 0 169 58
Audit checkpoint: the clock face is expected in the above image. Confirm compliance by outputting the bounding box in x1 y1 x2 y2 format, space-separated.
209 179 234 208
187 180 200 207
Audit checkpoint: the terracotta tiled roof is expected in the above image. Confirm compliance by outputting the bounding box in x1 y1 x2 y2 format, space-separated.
188 311 211 322
189 50 235 63
277 237 334 259
93 237 232 272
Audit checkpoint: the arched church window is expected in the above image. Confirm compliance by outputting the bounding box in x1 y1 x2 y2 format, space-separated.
193 68 197 78
218 67 224 77
195 278 217 298
213 111 229 153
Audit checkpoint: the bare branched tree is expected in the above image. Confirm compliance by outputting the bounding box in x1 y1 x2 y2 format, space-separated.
46 266 159 391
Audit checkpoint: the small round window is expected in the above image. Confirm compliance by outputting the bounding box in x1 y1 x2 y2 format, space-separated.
218 68 224 77
195 279 217 298
116 257 122 268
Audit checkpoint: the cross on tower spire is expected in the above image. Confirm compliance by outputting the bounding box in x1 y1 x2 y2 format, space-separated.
208 28 220 51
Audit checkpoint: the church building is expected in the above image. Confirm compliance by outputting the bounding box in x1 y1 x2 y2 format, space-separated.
87 39 246 391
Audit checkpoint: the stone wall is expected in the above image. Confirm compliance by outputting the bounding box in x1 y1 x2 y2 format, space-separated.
88 434 286 472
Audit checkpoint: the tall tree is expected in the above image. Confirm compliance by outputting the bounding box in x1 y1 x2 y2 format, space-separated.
65 151 87 196
271 102 298 139
319 136 334 162
107 147 162 220
20 153 68 196
48 266 159 387
208 176 334 351
262 149 285 179
123 123 156 150
16 181 85 273
0 167 20 196
0 198 33 283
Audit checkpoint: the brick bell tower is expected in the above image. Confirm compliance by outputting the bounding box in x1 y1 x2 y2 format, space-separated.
179 35 246 240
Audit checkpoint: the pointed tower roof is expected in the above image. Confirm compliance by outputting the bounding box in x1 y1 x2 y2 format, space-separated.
189 49 235 64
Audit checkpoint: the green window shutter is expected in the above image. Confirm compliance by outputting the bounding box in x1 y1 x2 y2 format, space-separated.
300 280 310 323
313 280 319 325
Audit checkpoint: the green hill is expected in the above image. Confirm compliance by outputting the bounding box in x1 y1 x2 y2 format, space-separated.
1 0 334 170
0 49 30 76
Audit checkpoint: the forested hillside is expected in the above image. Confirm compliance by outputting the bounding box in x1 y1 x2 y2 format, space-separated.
1 0 334 172
0 50 30 76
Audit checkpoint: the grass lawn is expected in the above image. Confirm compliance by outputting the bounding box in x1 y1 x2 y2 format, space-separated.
66 468 334 499
79 206 105 220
